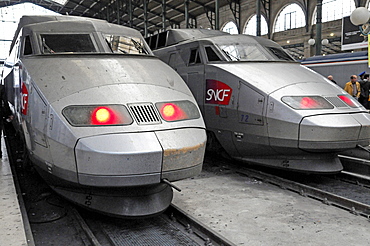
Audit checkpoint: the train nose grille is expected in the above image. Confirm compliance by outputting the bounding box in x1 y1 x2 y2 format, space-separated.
128 103 161 124
325 97 348 108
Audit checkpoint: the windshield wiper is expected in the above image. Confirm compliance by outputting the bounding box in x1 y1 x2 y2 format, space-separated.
131 38 144 53
222 49 239 61
42 38 54 54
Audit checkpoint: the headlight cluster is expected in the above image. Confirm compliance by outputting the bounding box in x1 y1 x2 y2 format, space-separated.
282 95 360 109
156 101 200 122
62 100 200 126
62 105 132 126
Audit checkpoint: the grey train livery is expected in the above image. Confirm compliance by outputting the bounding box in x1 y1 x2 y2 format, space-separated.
1 16 206 217
148 29 370 173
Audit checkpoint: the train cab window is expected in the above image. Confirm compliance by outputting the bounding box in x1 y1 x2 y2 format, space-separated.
267 47 294 61
188 48 202 65
148 36 157 50
205 46 222 62
104 34 150 55
41 34 96 53
156 32 167 49
24 36 33 55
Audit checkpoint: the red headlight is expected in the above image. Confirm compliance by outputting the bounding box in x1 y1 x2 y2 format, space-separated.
300 97 319 109
338 95 358 107
91 107 116 125
156 101 200 122
160 103 186 121
282 96 334 109
63 105 132 126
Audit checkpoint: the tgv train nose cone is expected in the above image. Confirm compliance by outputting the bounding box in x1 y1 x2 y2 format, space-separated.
52 183 173 218
299 113 370 151
75 132 163 187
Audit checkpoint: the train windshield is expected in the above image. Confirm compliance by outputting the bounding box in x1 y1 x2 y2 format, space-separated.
104 34 150 55
41 34 97 54
218 43 269 61
216 41 294 62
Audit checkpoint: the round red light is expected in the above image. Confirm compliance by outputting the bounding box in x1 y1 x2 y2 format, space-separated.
163 104 175 117
161 103 185 121
91 107 116 125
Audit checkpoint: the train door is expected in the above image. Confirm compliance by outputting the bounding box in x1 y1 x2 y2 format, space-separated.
29 86 48 148
183 44 205 114
27 83 54 168
233 82 269 156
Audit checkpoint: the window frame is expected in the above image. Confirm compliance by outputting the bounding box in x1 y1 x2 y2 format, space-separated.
188 48 203 66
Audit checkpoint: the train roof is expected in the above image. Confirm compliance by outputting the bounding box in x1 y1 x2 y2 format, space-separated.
146 28 282 51
145 29 230 50
165 29 230 44
10 15 142 53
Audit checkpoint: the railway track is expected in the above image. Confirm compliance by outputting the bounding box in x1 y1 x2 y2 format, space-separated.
5 120 370 245
235 167 370 218
208 154 370 220
4 124 233 246
75 204 234 246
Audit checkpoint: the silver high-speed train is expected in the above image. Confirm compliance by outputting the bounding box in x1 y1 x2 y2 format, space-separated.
148 29 370 173
1 16 206 217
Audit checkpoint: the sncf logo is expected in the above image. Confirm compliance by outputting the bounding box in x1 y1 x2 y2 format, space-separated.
205 79 232 105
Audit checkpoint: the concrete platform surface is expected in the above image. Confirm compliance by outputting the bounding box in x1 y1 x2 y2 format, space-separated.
173 162 370 246
0 138 28 246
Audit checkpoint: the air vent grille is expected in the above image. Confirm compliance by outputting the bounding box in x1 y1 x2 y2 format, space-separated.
128 103 161 124
325 97 348 108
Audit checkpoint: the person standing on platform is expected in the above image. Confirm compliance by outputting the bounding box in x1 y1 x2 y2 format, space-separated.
0 84 13 158
359 74 370 109
344 75 361 100
327 75 337 84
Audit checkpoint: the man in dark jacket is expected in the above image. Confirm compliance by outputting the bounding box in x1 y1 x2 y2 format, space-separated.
0 84 12 158
359 74 370 109
327 75 337 84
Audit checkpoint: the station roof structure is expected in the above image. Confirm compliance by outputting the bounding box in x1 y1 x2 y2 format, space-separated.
0 0 232 35
0 0 346 59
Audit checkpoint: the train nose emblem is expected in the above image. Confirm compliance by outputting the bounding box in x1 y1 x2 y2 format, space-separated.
205 79 232 105
21 82 29 115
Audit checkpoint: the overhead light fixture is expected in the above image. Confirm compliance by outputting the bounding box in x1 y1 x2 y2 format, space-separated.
308 39 315 46
49 0 68 6
350 7 370 26
321 39 329 45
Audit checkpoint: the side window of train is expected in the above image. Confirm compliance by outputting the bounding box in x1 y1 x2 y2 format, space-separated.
188 48 202 66
205 46 222 62
23 36 33 56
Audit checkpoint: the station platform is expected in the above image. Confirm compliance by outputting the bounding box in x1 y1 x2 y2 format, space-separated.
0 136 30 246
173 158 370 246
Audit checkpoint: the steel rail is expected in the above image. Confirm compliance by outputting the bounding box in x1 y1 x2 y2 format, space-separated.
70 206 102 246
165 204 236 246
235 167 370 219
339 154 370 176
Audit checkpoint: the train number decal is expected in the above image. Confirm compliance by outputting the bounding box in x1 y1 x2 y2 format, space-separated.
240 114 249 123
205 79 232 105
21 82 29 115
